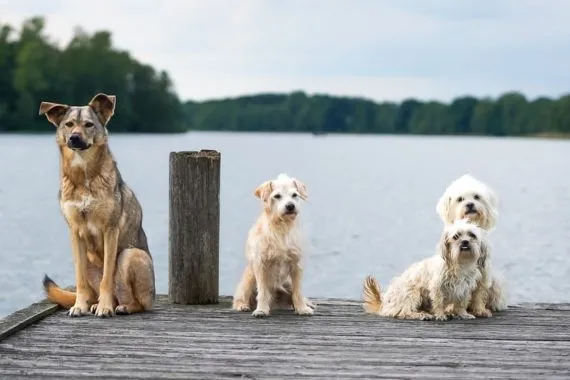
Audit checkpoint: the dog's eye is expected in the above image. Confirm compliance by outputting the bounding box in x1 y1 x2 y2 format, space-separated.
452 233 460 240
468 232 477 239
457 197 464 203
473 194 480 200
84 122 94 128
65 121 74 127
291 193 298 198
273 194 282 199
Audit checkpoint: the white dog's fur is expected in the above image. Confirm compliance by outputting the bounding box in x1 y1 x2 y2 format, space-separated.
436 174 499 231
232 173 315 318
436 174 507 316
363 219 487 321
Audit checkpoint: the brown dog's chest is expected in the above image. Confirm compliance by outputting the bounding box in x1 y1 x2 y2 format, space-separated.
59 177 115 255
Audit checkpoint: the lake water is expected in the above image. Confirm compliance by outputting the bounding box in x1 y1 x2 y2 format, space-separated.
1 131 569 319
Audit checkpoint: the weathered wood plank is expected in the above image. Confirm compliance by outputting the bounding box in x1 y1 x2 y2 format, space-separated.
0 300 58 342
1 296 569 379
168 150 221 304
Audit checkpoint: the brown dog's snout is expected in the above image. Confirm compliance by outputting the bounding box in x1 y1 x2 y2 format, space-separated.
69 133 82 144
67 132 89 150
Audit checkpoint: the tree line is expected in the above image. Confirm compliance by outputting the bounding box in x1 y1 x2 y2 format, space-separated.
1 17 568 136
184 91 570 136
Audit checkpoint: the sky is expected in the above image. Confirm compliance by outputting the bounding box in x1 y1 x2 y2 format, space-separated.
1 0 569 103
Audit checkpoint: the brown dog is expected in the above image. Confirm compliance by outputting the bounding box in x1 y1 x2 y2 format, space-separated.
38 93 155 318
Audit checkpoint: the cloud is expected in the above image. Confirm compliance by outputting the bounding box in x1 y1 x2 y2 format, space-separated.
1 0 569 102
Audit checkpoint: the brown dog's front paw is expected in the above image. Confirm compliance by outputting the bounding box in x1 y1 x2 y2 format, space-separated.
94 303 115 318
68 306 88 317
68 301 89 317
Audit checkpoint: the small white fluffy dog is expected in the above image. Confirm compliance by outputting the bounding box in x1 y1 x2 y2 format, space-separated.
436 174 507 316
232 173 315 318
363 219 487 321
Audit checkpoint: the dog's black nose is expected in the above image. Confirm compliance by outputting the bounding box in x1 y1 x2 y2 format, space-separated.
69 134 82 144
466 202 475 210
285 203 295 211
460 240 470 248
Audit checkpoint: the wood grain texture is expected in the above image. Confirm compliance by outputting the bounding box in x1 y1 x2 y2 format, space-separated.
1 295 569 379
169 150 220 304
0 300 58 342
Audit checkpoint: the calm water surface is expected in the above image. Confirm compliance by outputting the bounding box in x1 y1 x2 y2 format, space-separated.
1 132 569 319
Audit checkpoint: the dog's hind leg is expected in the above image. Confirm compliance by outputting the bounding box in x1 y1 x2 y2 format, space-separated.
113 248 155 315
486 275 507 312
398 287 434 321
275 280 316 311
232 264 256 312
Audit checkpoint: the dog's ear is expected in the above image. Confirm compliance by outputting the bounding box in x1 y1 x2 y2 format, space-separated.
293 179 308 200
88 93 116 126
38 102 70 127
483 188 499 230
437 230 452 265
254 180 273 202
436 194 453 224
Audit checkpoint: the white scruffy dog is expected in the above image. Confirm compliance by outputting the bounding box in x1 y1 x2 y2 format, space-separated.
363 219 487 321
436 174 507 316
232 173 315 318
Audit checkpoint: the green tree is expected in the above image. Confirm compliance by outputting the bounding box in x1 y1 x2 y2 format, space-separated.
0 17 184 133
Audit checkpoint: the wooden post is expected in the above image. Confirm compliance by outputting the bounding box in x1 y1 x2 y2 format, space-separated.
168 150 220 304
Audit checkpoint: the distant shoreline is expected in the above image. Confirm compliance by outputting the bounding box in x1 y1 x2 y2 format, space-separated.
1 130 569 140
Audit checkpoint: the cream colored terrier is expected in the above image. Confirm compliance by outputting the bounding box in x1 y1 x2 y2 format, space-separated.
436 174 507 317
232 173 315 318
363 219 487 321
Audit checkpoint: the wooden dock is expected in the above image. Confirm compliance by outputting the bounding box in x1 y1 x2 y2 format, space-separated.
1 295 569 379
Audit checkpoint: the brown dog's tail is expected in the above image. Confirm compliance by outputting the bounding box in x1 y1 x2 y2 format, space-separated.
362 275 383 314
43 275 76 309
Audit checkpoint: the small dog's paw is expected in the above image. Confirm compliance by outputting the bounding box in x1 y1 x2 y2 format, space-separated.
295 305 314 316
418 312 434 321
252 309 269 318
305 298 316 310
473 308 492 318
434 313 450 321
456 312 476 320
68 305 88 317
94 303 115 318
232 300 251 312
115 305 131 315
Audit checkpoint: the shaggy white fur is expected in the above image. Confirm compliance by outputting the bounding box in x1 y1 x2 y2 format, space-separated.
436 174 499 231
436 174 507 316
363 219 487 321
232 173 315 318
